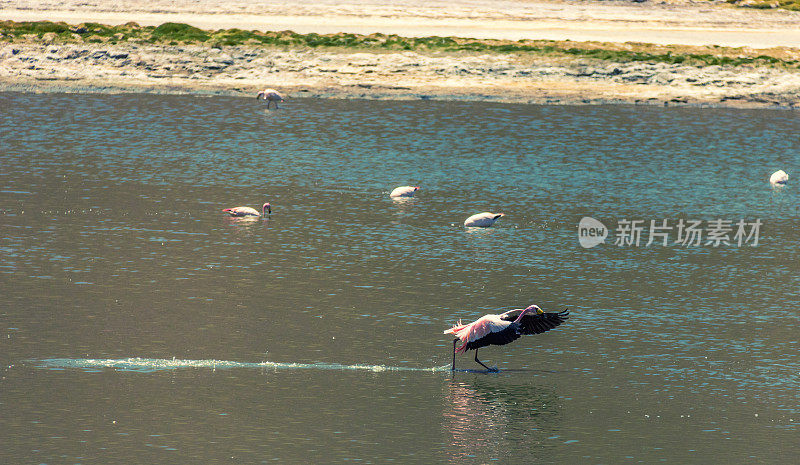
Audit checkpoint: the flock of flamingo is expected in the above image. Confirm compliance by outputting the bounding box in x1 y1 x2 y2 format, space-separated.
222 180 564 371
222 177 567 371
388 185 506 228
227 91 791 372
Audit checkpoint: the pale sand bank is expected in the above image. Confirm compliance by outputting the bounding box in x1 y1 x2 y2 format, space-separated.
3 41 798 108
3 0 800 47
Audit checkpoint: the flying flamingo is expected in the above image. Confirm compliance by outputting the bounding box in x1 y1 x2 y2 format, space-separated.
390 186 421 198
257 89 284 109
464 212 504 227
770 169 788 186
222 202 271 217
444 305 569 371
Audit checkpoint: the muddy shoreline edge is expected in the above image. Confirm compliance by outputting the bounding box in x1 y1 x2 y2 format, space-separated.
1 19 799 109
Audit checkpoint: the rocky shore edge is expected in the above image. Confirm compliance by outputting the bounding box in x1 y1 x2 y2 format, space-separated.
1 27 799 108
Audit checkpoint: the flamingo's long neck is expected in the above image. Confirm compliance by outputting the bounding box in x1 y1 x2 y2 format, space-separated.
513 308 532 324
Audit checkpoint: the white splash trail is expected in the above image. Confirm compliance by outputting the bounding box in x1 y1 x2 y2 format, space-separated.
32 357 450 373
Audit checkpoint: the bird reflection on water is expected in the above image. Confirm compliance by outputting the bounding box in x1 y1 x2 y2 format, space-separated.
224 215 263 225
443 379 561 462
222 215 271 238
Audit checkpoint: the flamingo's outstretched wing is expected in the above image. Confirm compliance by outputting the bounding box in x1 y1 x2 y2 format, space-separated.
445 315 511 353
462 325 522 351
514 309 569 335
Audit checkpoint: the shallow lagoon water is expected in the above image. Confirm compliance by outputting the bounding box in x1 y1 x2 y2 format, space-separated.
1 92 799 463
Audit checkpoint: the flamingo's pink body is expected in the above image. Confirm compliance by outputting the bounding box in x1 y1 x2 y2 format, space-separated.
222 202 271 217
770 169 788 186
257 89 284 109
464 212 504 227
444 304 569 371
390 186 421 198
446 306 537 354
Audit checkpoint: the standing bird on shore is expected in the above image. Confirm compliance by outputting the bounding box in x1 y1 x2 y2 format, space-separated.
464 212 504 227
257 89 284 109
222 202 271 217
770 169 788 186
444 305 569 371
390 186 421 198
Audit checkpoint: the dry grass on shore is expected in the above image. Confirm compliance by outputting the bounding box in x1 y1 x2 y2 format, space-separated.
2 20 799 71
726 0 800 11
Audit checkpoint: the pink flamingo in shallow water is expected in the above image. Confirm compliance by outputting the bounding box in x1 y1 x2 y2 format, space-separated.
257 89 284 109
464 212 504 228
444 305 569 371
222 203 271 217
390 186 421 198
770 169 788 186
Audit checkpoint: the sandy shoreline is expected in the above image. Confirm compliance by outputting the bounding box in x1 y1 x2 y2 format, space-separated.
1 0 799 108
3 0 800 47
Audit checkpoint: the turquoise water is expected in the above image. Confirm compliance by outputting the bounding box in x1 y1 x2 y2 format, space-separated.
1 92 799 463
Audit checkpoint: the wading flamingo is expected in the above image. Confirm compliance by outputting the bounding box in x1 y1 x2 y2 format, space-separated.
770 170 788 186
464 212 504 227
390 186 421 198
257 89 284 109
222 202 271 217
444 305 569 371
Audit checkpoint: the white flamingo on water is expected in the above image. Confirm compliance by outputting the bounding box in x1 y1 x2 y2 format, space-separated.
770 169 788 186
222 202 271 217
464 212 504 227
444 305 569 371
257 89 284 109
390 186 421 198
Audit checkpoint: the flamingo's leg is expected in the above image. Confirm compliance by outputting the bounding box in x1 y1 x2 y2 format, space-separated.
452 339 458 371
474 349 495 372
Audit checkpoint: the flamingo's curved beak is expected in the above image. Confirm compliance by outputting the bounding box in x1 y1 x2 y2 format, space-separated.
525 304 543 315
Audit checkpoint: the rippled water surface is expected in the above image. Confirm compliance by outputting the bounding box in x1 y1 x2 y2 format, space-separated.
1 92 799 463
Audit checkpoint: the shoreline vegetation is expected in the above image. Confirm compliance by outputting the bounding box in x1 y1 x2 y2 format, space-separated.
727 0 800 10
2 19 799 108
4 20 800 69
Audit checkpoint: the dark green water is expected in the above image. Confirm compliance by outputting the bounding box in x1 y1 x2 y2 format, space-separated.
1 92 798 463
